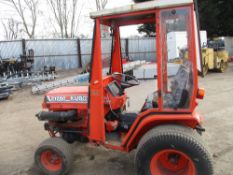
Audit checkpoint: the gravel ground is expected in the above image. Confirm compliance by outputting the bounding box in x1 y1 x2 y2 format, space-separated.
0 64 233 175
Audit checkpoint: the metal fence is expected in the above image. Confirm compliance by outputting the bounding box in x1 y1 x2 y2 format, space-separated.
0 38 156 70
0 40 22 59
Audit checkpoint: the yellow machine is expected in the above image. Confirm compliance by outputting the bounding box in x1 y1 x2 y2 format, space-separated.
202 39 229 75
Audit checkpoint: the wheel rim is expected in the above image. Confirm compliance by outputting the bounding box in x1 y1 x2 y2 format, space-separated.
40 150 62 172
150 149 196 175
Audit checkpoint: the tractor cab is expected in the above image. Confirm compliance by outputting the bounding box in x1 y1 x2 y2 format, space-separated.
87 0 202 138
35 1 213 175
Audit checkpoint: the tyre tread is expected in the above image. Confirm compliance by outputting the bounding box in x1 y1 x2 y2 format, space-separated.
135 124 213 175
35 137 73 175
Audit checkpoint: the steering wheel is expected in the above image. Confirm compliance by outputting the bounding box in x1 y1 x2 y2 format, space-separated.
112 72 140 89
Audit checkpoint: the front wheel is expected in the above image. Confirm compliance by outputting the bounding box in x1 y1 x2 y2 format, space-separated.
135 124 213 175
35 137 73 175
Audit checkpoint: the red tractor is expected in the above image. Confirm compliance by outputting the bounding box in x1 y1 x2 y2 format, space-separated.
34 0 213 175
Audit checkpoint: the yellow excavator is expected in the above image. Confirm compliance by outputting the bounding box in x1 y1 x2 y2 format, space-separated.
202 38 229 76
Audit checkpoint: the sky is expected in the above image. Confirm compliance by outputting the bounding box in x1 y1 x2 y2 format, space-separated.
0 0 141 40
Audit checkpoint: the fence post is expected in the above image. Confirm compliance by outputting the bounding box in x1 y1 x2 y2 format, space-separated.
77 38 82 68
125 38 129 57
21 39 27 70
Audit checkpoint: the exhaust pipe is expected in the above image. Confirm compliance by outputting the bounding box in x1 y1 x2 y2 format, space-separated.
36 110 76 122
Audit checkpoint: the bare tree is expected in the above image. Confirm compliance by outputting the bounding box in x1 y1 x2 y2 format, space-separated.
95 0 108 11
47 0 84 38
2 0 39 39
2 18 20 40
95 0 108 38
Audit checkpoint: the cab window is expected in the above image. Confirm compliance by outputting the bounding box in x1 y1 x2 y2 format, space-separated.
160 8 194 109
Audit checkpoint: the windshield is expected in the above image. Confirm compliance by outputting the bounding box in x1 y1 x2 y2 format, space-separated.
208 39 225 50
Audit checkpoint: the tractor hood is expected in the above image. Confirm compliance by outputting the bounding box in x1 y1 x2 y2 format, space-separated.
44 86 88 104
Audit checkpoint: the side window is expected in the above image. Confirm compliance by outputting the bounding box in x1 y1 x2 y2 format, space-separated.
160 8 194 109
100 24 112 76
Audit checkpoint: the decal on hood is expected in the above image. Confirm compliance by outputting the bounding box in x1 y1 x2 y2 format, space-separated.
46 95 88 103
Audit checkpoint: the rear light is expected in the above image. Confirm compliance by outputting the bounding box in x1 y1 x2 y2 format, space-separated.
197 88 205 99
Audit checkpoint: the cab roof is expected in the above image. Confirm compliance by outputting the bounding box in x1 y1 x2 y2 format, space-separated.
90 0 193 19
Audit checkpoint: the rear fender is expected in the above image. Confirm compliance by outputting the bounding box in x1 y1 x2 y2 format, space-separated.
123 112 202 152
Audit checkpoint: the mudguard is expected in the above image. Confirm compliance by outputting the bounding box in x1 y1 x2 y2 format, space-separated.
122 111 202 151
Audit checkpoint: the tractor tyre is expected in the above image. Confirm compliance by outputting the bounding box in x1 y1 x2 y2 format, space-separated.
219 61 228 73
135 124 213 175
35 137 73 175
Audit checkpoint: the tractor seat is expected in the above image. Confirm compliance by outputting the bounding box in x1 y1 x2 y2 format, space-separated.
164 61 192 108
142 61 192 111
119 112 138 131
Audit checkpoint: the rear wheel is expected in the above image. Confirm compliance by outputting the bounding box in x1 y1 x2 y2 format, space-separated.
35 137 73 175
135 125 213 175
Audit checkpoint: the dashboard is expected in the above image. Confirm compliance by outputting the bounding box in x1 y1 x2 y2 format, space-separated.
106 81 123 96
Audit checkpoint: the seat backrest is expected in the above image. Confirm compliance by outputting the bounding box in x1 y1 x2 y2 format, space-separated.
142 61 193 110
165 61 192 109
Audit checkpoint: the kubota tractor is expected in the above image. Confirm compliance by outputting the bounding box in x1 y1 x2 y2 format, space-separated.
34 0 213 175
